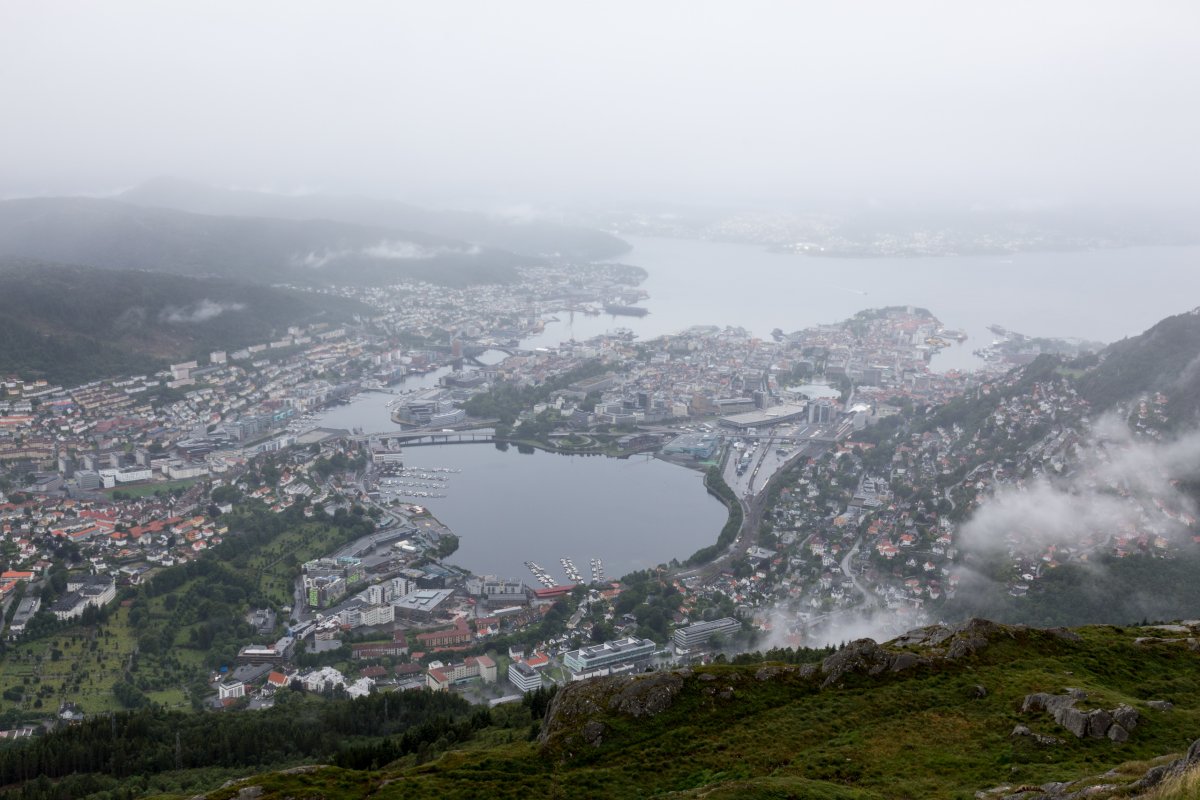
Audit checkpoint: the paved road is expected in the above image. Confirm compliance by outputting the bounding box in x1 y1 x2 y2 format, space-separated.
840 539 873 603
675 439 832 582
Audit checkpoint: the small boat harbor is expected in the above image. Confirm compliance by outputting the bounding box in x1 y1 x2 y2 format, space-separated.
524 557 605 589
369 458 611 588
375 465 461 500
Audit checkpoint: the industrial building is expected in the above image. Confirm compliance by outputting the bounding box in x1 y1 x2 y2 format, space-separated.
718 403 808 430
507 660 544 693
563 637 656 680
392 588 454 621
661 432 720 461
672 617 741 653
466 575 529 606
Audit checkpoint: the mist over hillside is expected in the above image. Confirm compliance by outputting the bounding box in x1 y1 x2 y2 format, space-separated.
0 3 1198 799
1078 308 1200 428
0 260 371 384
119 178 630 261
0 197 529 288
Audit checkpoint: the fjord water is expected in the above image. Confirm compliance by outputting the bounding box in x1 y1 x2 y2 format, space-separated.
401 444 724 583
527 236 1200 372
321 236 1200 583
317 388 725 583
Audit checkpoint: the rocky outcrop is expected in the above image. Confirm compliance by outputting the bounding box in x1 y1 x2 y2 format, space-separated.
606 671 684 718
891 618 1040 662
820 639 897 687
1130 737 1200 793
1134 636 1200 650
891 618 1012 651
539 671 689 758
816 620 1015 688
977 737 1200 798
1020 690 1139 740
538 619 1142 768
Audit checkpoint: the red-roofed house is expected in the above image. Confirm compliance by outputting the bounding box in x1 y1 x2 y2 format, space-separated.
523 652 550 670
414 618 472 649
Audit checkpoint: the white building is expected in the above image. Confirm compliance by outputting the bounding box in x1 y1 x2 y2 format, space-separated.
347 677 374 699
217 680 245 700
301 666 346 693
507 660 543 693
50 576 116 621
359 603 394 627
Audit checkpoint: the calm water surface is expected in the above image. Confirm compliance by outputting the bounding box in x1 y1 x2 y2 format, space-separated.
525 236 1200 372
318 237 1200 581
317 386 725 584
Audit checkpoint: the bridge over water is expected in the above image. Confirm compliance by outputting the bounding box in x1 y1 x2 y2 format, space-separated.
354 428 498 448
425 342 533 366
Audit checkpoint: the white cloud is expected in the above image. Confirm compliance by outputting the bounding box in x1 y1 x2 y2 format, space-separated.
363 240 481 260
959 415 1200 558
160 299 245 323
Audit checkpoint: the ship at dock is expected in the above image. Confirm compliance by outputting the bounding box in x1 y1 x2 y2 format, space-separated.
604 303 649 317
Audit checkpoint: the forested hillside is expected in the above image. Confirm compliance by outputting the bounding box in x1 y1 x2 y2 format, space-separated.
0 198 526 288
120 177 631 261
0 261 370 384
1078 307 1200 427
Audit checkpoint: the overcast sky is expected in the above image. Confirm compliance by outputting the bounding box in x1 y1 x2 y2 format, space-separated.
2 1 1198 211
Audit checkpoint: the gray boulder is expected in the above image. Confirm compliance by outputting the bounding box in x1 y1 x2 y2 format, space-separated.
1020 691 1138 741
889 651 930 673
1130 736 1200 791
1055 706 1090 738
1112 704 1139 730
1084 709 1113 739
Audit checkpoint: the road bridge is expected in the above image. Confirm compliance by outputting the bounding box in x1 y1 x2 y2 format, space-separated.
386 429 496 447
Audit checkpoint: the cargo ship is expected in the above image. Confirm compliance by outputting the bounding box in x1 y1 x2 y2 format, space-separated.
604 303 649 317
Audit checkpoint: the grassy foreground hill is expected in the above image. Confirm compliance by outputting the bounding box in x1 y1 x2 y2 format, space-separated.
14 619 1192 800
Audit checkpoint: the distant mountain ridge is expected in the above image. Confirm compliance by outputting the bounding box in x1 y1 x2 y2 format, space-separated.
119 177 630 261
0 196 527 288
0 260 370 385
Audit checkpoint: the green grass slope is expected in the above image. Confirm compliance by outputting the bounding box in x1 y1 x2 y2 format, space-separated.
173 620 1200 800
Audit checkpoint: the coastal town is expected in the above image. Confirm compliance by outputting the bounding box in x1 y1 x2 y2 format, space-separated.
0 264 1192 728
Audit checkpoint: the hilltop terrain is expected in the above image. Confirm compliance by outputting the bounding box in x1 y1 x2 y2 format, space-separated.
10 619 1199 799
